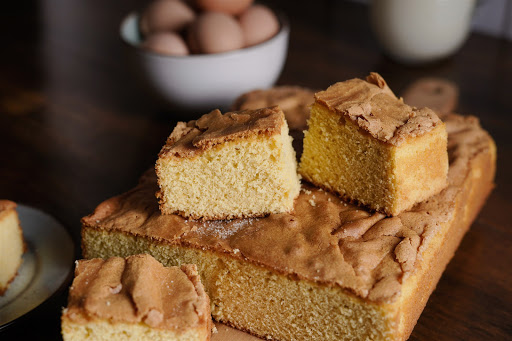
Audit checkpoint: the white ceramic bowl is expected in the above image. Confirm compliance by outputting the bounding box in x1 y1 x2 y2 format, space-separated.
120 12 289 112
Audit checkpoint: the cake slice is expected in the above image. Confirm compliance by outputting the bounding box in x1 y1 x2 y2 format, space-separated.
299 73 448 216
61 254 212 341
155 106 301 220
82 113 496 341
0 200 24 295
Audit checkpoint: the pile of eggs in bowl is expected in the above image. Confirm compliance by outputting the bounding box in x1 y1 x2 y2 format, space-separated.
140 0 280 56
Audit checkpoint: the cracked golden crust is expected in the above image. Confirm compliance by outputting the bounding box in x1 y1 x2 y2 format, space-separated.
158 106 285 159
82 113 494 303
62 254 210 333
315 73 442 146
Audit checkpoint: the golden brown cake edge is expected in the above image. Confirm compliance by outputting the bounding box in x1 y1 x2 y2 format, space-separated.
396 123 496 340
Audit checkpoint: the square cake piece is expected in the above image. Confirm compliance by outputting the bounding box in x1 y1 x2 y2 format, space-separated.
0 200 24 295
61 254 212 341
299 73 448 216
81 113 496 341
156 106 300 220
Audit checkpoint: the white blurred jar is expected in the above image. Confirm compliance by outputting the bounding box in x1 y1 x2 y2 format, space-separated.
370 0 476 64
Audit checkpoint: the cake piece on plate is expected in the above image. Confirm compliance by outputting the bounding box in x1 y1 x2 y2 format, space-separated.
61 254 212 341
0 200 24 295
82 113 496 341
299 73 448 216
156 106 301 220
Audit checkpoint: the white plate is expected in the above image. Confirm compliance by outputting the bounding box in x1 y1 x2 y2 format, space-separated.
0 205 74 330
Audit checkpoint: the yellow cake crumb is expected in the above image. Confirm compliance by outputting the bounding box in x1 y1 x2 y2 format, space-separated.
156 107 301 220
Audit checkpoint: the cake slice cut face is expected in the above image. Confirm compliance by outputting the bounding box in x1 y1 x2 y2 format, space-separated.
299 73 448 216
61 254 211 341
0 200 24 295
156 106 301 220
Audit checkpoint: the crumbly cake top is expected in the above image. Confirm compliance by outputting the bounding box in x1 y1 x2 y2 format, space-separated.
83 114 493 303
159 106 285 158
63 254 209 331
231 86 315 131
315 73 442 146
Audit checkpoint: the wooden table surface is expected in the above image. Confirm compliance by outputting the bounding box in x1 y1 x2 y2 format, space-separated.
1 1 511 340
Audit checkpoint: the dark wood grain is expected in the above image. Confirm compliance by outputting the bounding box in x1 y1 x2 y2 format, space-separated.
1 0 511 340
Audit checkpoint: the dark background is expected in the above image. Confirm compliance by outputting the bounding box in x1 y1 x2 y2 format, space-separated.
1 0 511 339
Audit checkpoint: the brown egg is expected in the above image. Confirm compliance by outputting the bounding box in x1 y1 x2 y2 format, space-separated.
195 0 253 15
141 32 190 56
188 12 244 54
140 0 196 35
239 5 279 47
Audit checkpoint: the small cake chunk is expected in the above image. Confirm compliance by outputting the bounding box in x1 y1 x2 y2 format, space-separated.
299 73 448 216
231 86 315 131
0 200 24 295
61 254 212 341
156 106 301 220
